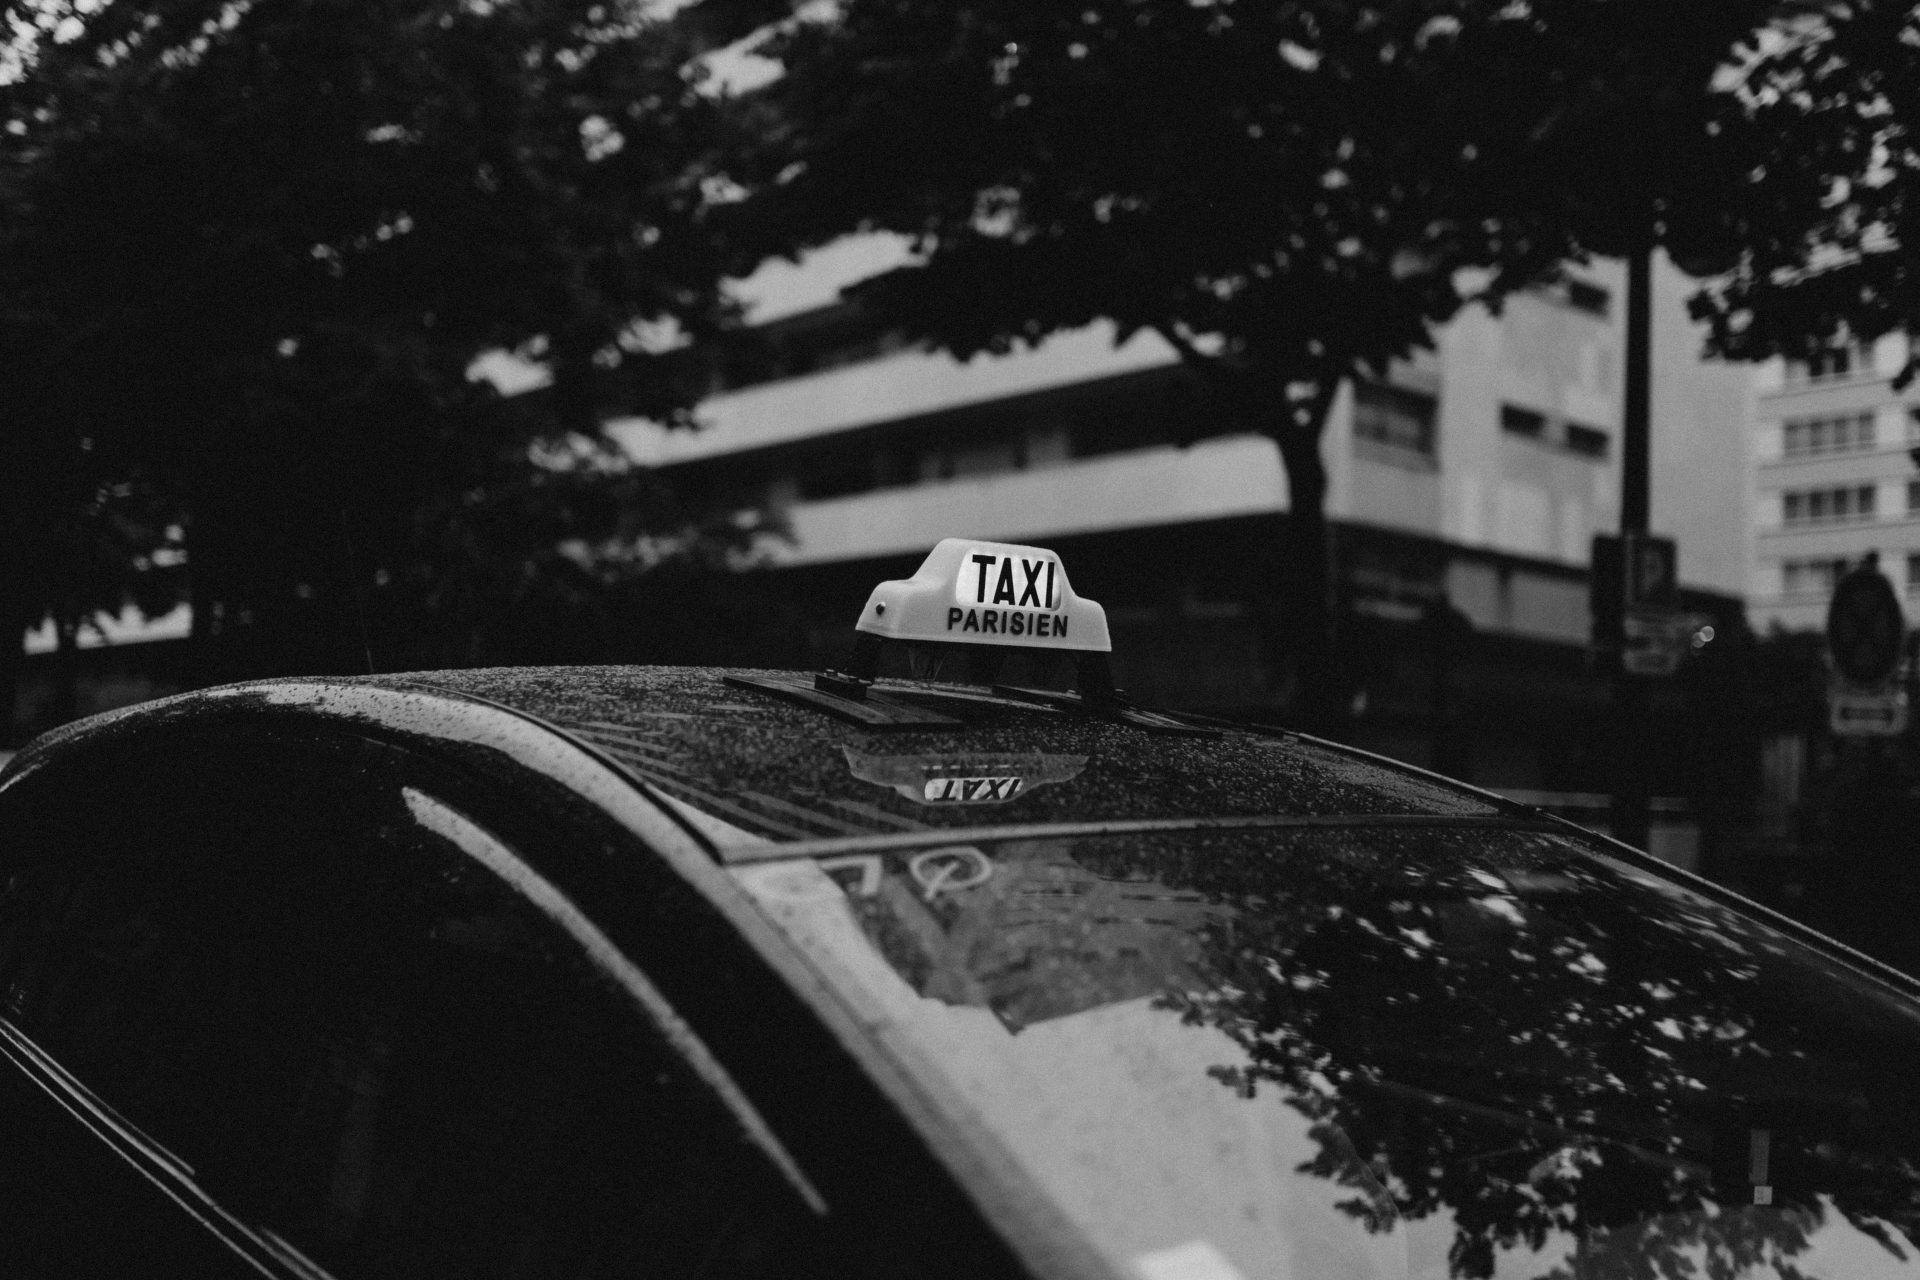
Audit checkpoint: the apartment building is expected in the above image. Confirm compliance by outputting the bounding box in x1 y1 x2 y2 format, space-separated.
1750 335 1920 633
606 239 1752 789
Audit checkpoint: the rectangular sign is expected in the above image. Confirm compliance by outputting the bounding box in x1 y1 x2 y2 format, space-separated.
957 548 1062 612
1622 610 1686 677
1830 686 1909 737
1626 534 1679 610
1592 533 1680 647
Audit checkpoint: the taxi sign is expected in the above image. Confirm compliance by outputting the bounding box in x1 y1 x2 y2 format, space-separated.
744 537 1216 730
857 539 1112 654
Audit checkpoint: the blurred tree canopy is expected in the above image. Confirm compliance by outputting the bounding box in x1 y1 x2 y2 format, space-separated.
0 0 784 712
1688 5 1920 387
727 0 1887 723
8 0 1918 731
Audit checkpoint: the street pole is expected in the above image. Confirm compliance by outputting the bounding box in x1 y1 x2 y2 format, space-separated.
1611 241 1654 850
1622 246 1651 535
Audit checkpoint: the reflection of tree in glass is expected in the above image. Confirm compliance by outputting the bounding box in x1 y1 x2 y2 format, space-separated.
1076 828 1920 1279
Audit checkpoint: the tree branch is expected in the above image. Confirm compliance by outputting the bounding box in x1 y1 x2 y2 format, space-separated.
1150 320 1222 379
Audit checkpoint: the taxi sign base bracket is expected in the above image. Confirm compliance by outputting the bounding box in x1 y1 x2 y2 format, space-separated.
814 670 871 702
1075 651 1116 703
815 632 884 701
722 674 963 730
992 680 1220 738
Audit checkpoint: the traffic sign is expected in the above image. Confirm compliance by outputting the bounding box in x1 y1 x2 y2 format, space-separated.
1826 566 1905 685
1626 534 1678 609
1591 533 1679 646
1830 683 1909 737
1620 609 1704 677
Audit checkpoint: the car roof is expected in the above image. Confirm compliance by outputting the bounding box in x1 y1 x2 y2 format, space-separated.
351 664 1515 843
1 663 1542 853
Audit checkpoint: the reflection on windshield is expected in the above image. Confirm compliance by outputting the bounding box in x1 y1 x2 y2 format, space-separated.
735 828 1920 1280
1137 830 1920 1280
736 855 1409 1279
809 840 1224 1030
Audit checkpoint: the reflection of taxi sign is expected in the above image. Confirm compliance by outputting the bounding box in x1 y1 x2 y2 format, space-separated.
926 776 1021 803
858 539 1111 654
843 749 1090 804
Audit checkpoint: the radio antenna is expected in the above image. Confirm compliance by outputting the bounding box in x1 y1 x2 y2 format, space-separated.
339 507 376 675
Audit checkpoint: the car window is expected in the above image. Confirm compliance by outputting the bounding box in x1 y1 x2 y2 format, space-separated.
0 729 847 1280
733 825 1920 1280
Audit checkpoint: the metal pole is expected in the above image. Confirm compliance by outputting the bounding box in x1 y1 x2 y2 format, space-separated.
1611 242 1654 850
1622 246 1652 534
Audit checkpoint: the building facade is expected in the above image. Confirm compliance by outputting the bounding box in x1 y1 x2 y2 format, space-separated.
608 239 1753 791
1749 334 1920 633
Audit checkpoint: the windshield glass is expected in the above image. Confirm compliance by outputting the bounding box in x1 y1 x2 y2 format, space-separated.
731 824 1920 1280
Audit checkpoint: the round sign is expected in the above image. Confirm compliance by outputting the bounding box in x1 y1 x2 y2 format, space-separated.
1827 566 1906 684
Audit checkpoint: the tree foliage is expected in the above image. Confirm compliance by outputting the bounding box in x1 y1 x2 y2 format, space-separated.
0 0 774 695
1688 4 1920 377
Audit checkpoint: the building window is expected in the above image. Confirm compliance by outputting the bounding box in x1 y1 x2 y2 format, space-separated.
1345 545 1445 621
1535 277 1611 317
1352 381 1438 456
1501 404 1547 439
708 302 915 392
1782 557 1853 597
1782 484 1879 526
1908 553 1920 593
1909 479 1920 515
1501 404 1608 459
796 459 878 500
1783 412 1876 457
1787 343 1865 384
1564 280 1610 316
1565 423 1609 457
1811 346 1854 379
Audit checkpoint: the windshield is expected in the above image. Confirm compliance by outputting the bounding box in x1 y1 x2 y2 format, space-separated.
730 824 1920 1280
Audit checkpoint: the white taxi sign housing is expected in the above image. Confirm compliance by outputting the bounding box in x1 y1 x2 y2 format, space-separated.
856 539 1111 653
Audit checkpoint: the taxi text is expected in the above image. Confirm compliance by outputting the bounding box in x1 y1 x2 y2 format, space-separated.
961 552 1060 611
946 607 1069 638
924 776 1024 803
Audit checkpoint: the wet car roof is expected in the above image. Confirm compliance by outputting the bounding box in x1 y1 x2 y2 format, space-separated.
365 666 1510 844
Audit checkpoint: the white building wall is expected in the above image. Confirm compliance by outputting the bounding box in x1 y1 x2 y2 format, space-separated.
609 324 1177 468
774 436 1287 566
1648 253 1756 601
610 241 1754 605
1748 339 1920 633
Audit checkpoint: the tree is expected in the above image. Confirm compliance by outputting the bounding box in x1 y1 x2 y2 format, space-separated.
1686 3 1920 376
0 0 780 693
0 385 182 729
724 0 1840 726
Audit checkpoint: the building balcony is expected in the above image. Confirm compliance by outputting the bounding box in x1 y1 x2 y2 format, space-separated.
762 436 1288 567
610 323 1178 468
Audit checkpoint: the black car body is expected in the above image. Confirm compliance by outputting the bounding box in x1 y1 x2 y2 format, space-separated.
4 665 1920 1280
